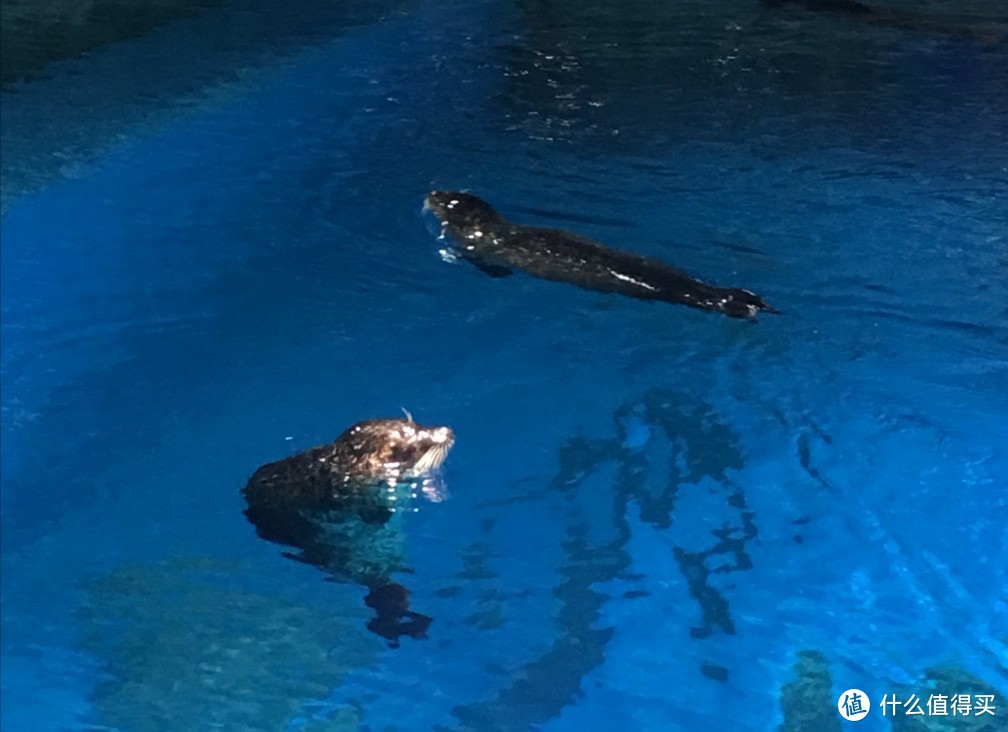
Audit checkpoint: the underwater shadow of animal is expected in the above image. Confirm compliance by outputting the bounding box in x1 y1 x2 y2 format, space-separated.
241 417 454 648
553 389 756 640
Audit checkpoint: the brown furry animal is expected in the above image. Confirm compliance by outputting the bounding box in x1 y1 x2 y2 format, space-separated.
242 417 454 646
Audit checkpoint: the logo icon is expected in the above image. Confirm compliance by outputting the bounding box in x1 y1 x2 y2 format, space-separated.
838 689 871 721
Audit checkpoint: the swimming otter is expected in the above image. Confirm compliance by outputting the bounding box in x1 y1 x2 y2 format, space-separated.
242 417 454 646
424 191 777 319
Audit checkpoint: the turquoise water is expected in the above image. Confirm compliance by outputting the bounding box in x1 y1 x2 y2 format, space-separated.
1 0 1006 730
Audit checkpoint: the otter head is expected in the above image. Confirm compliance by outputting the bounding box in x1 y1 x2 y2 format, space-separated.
424 191 504 239
330 416 454 485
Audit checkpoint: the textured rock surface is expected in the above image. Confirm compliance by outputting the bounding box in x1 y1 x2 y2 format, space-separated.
80 556 373 731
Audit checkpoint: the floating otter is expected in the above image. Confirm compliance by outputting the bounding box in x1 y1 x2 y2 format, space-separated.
760 0 1007 44
242 417 454 646
424 191 777 319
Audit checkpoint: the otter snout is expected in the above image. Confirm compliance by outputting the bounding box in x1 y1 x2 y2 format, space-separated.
407 424 454 477
428 425 454 446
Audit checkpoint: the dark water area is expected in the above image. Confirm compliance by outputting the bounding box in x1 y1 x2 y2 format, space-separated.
1 0 227 85
0 0 416 211
1 0 1006 730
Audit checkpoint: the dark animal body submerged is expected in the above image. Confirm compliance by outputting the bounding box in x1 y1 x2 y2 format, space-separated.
242 418 454 646
425 191 777 319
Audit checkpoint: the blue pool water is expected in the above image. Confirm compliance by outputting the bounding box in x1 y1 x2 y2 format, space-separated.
1 0 1006 730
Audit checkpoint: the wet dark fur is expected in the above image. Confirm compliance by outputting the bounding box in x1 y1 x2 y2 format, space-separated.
242 418 452 647
425 191 777 319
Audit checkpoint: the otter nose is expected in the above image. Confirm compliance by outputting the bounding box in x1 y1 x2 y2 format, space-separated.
432 426 454 445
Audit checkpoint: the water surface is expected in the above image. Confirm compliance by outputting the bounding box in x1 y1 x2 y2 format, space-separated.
1 0 1006 730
